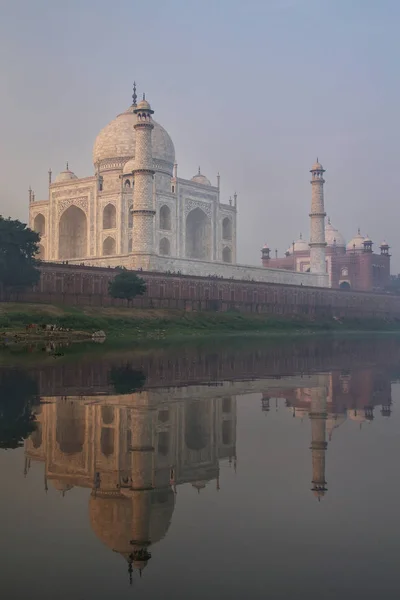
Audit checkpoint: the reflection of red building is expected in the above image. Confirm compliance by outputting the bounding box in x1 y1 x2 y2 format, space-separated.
262 221 391 292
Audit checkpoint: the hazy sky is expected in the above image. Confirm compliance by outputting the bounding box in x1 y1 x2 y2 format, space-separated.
0 0 399 268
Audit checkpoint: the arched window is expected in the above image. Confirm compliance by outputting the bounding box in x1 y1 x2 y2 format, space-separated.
125 179 131 188
158 431 169 456
159 237 171 256
128 238 133 252
103 204 116 229
128 205 133 228
101 405 114 425
34 214 45 236
103 236 116 256
222 246 232 263
222 217 232 241
101 427 114 457
160 205 171 230
37 244 45 260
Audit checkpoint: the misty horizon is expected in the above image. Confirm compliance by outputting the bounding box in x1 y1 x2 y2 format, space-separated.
0 0 398 269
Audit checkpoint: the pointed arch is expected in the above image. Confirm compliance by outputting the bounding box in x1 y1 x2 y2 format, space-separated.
103 236 116 256
222 246 232 263
37 244 45 260
159 237 171 256
128 205 133 229
34 213 45 236
222 217 232 241
103 203 116 229
59 205 87 259
185 208 211 260
160 205 171 230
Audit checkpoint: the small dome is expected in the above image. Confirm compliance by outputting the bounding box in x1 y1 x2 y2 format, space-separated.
191 168 211 186
346 230 365 251
123 158 135 174
262 243 270 249
311 159 324 171
293 235 309 253
380 240 389 247
135 99 152 111
325 219 346 247
55 167 78 183
347 408 366 424
363 235 372 244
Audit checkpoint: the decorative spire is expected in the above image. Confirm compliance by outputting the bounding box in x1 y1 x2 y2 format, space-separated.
300 233 302 239
358 227 361 235
198 166 201 175
143 93 146 101
132 82 137 107
48 168 52 186
66 161 69 170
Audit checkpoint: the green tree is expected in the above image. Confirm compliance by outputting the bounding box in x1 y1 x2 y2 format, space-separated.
108 270 147 302
0 370 39 450
0 216 40 294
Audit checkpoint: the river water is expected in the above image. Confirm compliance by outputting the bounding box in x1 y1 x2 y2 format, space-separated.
1 335 400 599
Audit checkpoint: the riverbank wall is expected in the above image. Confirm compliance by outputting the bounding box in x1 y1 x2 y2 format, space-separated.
1 262 399 319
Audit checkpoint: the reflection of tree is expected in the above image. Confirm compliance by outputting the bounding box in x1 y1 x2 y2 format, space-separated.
0 370 39 449
109 365 146 395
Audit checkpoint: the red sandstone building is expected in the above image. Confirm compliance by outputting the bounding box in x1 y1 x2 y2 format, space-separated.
262 220 391 291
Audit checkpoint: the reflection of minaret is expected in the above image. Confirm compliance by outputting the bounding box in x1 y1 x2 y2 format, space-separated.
127 400 156 576
309 386 328 500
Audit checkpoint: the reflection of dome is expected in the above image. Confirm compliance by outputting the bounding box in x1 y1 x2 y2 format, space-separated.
325 219 346 247
89 488 175 561
55 168 78 183
93 103 175 173
191 168 211 186
347 408 366 423
192 481 207 492
347 230 365 251
293 234 309 253
50 478 74 493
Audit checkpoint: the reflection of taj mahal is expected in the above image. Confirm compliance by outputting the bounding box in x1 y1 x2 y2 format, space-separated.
25 392 237 578
23 365 393 577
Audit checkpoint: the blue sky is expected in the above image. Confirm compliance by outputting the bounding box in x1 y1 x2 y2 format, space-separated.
0 0 399 266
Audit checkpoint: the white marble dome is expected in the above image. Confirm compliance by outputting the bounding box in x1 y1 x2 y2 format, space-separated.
191 168 211 186
93 104 175 173
311 160 324 171
346 230 365 251
55 168 78 183
325 219 346 247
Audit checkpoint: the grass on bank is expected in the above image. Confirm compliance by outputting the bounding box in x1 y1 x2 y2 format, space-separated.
1 302 400 341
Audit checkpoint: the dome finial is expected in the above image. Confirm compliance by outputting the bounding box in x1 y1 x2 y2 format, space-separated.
66 161 69 170
358 227 361 235
142 92 146 101
132 82 137 107
300 232 302 239
198 166 201 174
327 216 331 225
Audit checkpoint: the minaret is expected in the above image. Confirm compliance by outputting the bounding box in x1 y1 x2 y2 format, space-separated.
131 95 156 266
309 386 328 500
309 160 327 279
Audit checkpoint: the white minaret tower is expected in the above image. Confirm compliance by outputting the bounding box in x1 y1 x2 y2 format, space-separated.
131 95 156 266
309 159 327 281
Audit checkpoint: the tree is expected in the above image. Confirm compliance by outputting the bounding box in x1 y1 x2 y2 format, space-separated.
109 364 146 394
0 370 39 450
0 216 40 294
108 270 147 302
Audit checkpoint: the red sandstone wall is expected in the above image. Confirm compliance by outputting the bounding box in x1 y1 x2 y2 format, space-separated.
1 262 400 319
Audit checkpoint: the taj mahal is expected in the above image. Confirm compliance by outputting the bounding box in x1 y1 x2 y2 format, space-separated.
29 84 328 288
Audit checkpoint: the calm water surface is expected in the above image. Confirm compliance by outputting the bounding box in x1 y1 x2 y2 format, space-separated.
1 336 400 599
